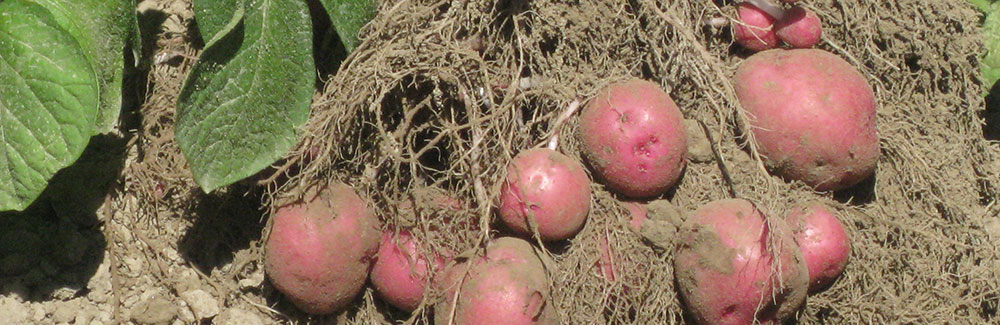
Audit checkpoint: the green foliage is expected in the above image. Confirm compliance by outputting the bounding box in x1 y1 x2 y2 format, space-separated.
28 0 134 134
981 2 1000 94
0 0 100 211
321 0 377 53
193 0 240 42
176 0 315 192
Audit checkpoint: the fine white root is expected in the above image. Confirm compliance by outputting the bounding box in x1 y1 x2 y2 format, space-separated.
546 99 581 150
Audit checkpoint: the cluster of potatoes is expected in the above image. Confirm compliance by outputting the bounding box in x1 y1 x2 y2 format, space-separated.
262 0 874 323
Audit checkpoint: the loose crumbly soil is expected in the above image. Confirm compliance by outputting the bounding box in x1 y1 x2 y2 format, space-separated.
2 0 1000 324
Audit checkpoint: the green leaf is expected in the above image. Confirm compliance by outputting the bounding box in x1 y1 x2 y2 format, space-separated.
194 0 241 42
176 0 314 192
970 0 993 12
27 0 133 134
982 3 1000 94
321 0 377 53
0 0 99 211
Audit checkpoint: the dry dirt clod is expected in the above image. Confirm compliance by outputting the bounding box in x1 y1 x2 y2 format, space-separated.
213 308 264 325
130 295 177 325
683 119 714 163
179 289 220 320
640 200 686 249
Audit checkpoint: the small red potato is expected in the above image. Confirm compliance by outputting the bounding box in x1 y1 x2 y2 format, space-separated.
264 183 382 314
786 203 851 293
371 230 446 312
623 201 648 232
775 6 822 48
578 79 688 198
734 49 878 191
435 237 558 325
499 148 591 241
674 199 808 325
733 3 779 52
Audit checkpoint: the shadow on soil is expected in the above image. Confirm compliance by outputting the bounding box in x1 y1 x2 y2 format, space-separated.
983 81 1000 141
0 134 126 301
177 186 266 276
833 173 877 206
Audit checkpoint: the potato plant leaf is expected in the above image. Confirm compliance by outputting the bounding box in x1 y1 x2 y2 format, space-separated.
176 0 314 192
321 0 377 53
27 0 133 134
982 2 1000 95
0 0 99 211
193 0 241 42
970 0 994 12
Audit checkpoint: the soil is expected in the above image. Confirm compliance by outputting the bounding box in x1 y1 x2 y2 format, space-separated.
2 0 1000 324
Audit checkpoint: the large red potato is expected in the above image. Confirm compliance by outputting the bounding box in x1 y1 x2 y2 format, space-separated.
577 79 688 198
733 3 779 52
734 49 879 191
674 199 808 325
785 203 851 293
435 237 558 325
264 183 382 314
371 230 446 312
499 148 591 241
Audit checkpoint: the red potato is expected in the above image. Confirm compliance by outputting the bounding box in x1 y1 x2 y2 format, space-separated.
674 199 808 325
264 183 382 314
499 148 591 241
733 3 779 52
734 49 878 191
786 203 851 293
578 79 688 198
435 237 558 325
623 201 648 232
371 230 446 312
775 6 822 48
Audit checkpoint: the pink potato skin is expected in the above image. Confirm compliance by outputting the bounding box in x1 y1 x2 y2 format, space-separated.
435 237 558 325
578 79 688 198
733 3 779 52
499 148 592 241
674 199 808 325
597 234 617 282
264 183 382 314
371 230 446 312
775 7 822 48
623 201 648 232
786 203 851 293
734 49 878 191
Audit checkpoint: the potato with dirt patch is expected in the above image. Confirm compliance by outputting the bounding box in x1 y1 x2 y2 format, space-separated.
674 199 808 325
578 79 687 198
785 202 851 293
734 49 878 191
498 148 591 241
435 237 558 324
264 182 382 314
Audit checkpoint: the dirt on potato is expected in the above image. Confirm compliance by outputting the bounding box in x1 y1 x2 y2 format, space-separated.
2 0 999 324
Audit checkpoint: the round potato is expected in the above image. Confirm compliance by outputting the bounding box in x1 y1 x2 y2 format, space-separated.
578 79 688 198
734 49 878 191
674 199 809 325
265 182 382 314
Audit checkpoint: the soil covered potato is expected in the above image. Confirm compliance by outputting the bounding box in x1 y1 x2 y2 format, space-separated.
264 182 382 314
674 199 808 325
435 237 558 325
